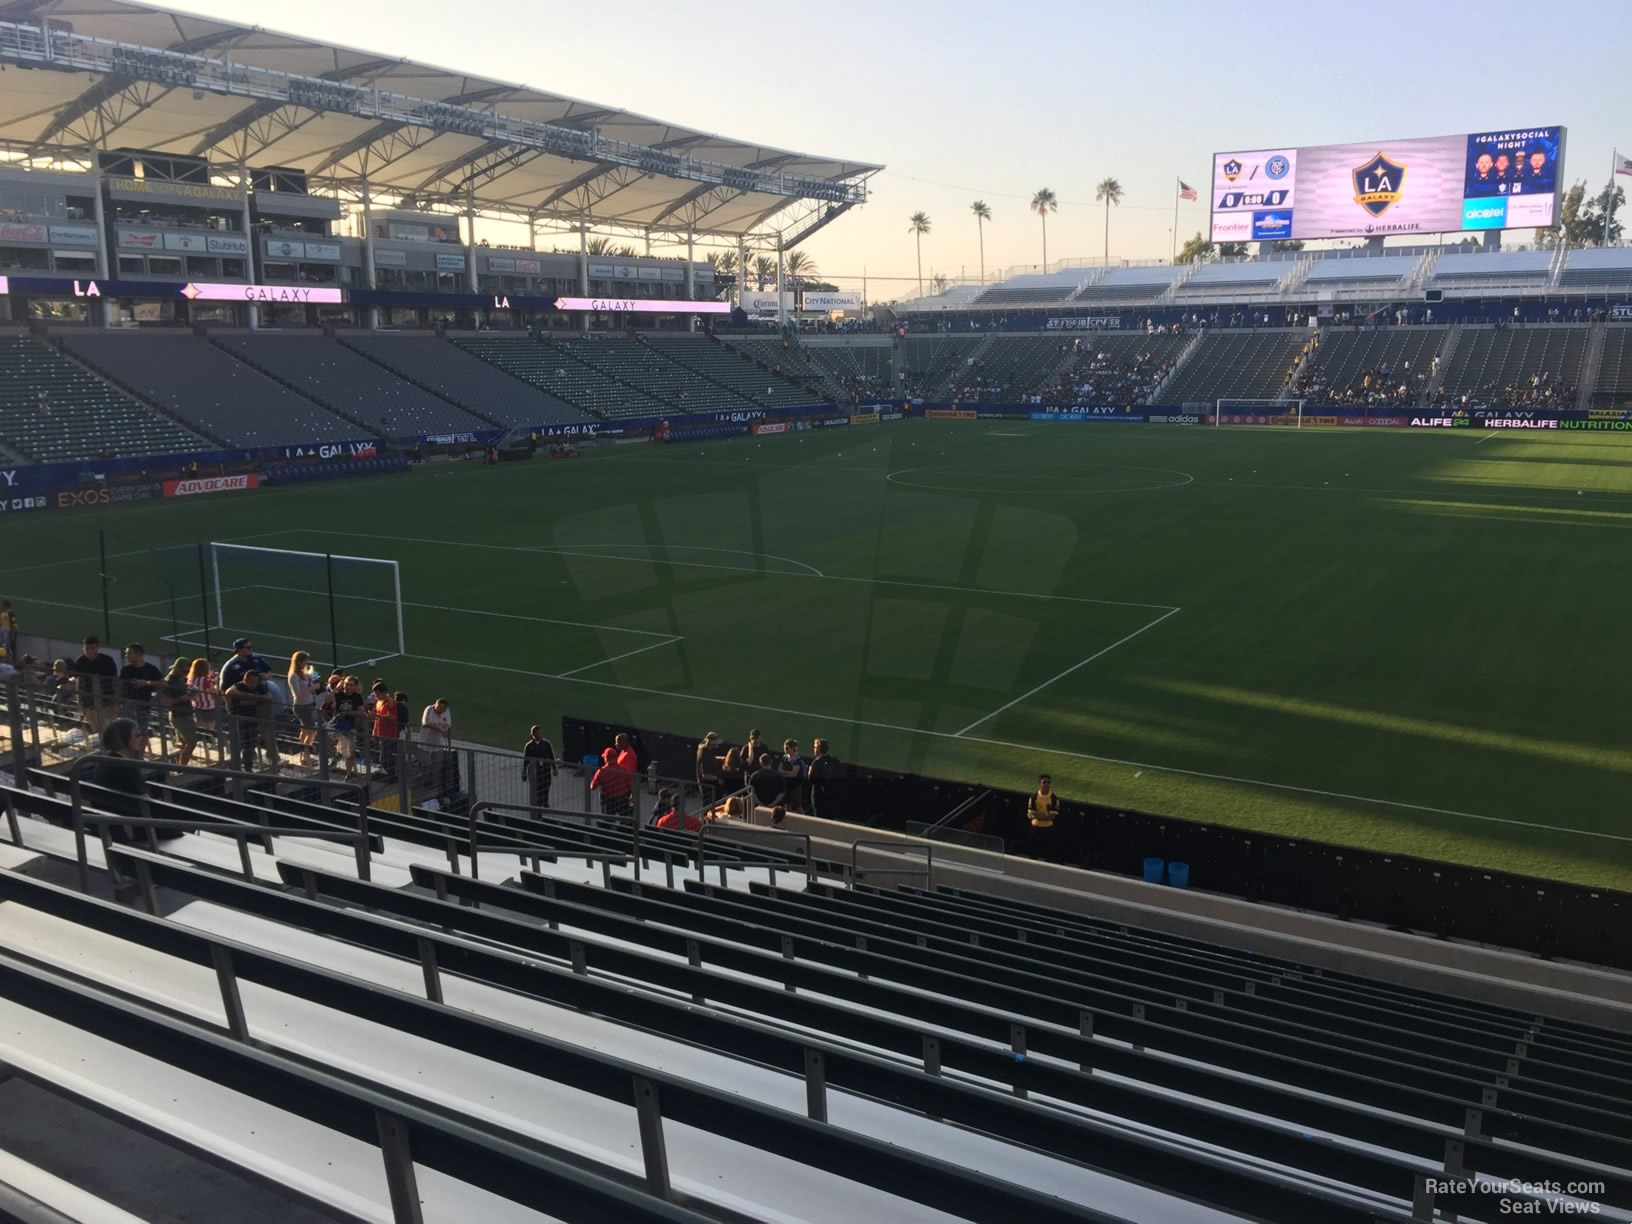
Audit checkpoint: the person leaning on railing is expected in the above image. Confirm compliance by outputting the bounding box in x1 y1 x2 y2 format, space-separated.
161 658 199 767
695 731 725 800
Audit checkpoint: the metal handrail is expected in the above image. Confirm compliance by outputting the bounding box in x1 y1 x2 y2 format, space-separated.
849 838 933 890
65 755 368 892
697 820 814 886
926 788 990 834
468 798 656 881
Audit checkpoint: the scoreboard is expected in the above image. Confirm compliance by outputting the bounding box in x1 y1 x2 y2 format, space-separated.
1209 126 1563 243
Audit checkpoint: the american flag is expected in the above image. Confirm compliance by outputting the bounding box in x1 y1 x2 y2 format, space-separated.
1178 180 1198 201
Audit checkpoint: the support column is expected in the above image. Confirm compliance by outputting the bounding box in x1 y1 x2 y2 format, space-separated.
361 171 379 330
89 163 111 328
239 164 258 329
577 212 591 332
685 229 696 333
737 237 748 308
776 236 787 328
464 186 478 293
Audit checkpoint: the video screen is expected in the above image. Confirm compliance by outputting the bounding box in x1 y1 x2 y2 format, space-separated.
1209 125 1563 242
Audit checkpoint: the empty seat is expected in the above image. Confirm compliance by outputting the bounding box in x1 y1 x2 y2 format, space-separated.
213 335 495 436
60 333 359 448
341 333 588 428
0 336 205 461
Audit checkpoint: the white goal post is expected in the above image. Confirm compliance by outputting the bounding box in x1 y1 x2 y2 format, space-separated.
202 542 406 670
1215 399 1305 428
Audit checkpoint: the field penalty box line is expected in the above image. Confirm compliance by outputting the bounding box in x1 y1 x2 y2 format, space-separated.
295 528 1177 611
400 649 1632 846
952 606 1183 737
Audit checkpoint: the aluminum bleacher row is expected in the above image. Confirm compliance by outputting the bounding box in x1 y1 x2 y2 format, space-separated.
1160 330 1307 404
2 757 1629 1223
643 334 828 409
945 334 1067 400
800 339 895 398
554 336 753 415
340 333 590 428
900 335 982 398
213 334 500 436
1595 325 1632 405
1299 326 1448 403
60 331 367 449
1559 248 1632 290
720 335 849 400
1438 325 1588 401
0 334 205 461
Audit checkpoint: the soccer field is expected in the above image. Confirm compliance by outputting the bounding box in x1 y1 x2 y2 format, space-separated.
7 419 1632 889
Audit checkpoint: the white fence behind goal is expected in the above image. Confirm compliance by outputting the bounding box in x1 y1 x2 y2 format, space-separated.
200 542 405 670
1215 399 1304 427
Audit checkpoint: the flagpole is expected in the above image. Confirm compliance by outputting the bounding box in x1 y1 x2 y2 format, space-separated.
1171 178 1180 262
1607 149 1617 247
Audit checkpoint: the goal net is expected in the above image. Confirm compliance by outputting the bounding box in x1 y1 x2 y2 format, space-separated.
1214 399 1305 428
168 542 406 670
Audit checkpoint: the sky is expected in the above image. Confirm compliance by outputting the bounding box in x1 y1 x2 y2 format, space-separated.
155 0 1632 296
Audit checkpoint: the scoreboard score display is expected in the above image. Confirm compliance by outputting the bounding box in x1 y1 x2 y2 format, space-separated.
1209 126 1564 243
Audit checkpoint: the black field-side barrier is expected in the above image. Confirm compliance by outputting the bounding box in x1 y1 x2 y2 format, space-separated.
562 716 1632 971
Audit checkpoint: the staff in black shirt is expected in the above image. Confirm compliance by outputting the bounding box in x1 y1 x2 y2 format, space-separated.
750 753 786 809
806 739 841 820
120 643 163 739
523 725 555 809
73 636 120 735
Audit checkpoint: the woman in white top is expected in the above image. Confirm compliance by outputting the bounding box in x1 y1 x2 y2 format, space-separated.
287 650 322 766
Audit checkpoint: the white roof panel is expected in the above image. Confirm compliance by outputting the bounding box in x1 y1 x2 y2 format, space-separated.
0 0 881 237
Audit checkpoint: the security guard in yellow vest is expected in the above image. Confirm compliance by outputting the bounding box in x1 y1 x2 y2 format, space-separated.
1025 774 1061 861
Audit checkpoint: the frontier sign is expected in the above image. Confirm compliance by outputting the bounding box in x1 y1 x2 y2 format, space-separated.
550 295 730 314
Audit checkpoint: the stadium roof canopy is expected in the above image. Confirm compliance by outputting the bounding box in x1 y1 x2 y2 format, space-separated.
0 0 881 244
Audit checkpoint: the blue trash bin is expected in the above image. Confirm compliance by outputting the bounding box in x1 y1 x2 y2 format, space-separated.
1167 861 1190 889
1142 857 1164 884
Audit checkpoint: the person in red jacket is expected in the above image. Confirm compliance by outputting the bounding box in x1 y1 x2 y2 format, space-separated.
590 732 638 817
654 789 703 833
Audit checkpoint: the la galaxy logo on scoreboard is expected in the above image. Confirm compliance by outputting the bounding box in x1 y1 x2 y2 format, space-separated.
1221 158 1244 183
1352 152 1406 217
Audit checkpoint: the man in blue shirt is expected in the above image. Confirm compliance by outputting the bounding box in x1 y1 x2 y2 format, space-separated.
219 638 272 692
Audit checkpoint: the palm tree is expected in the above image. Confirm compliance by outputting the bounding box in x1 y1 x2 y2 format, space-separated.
708 250 738 278
907 211 931 297
753 255 776 289
931 273 949 295
969 200 992 283
785 250 818 284
1095 176 1123 261
1029 188 1057 270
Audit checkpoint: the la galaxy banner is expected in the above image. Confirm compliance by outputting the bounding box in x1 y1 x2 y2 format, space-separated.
1210 125 1563 242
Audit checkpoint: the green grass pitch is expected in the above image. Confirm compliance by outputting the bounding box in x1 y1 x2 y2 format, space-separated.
6 419 1631 890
